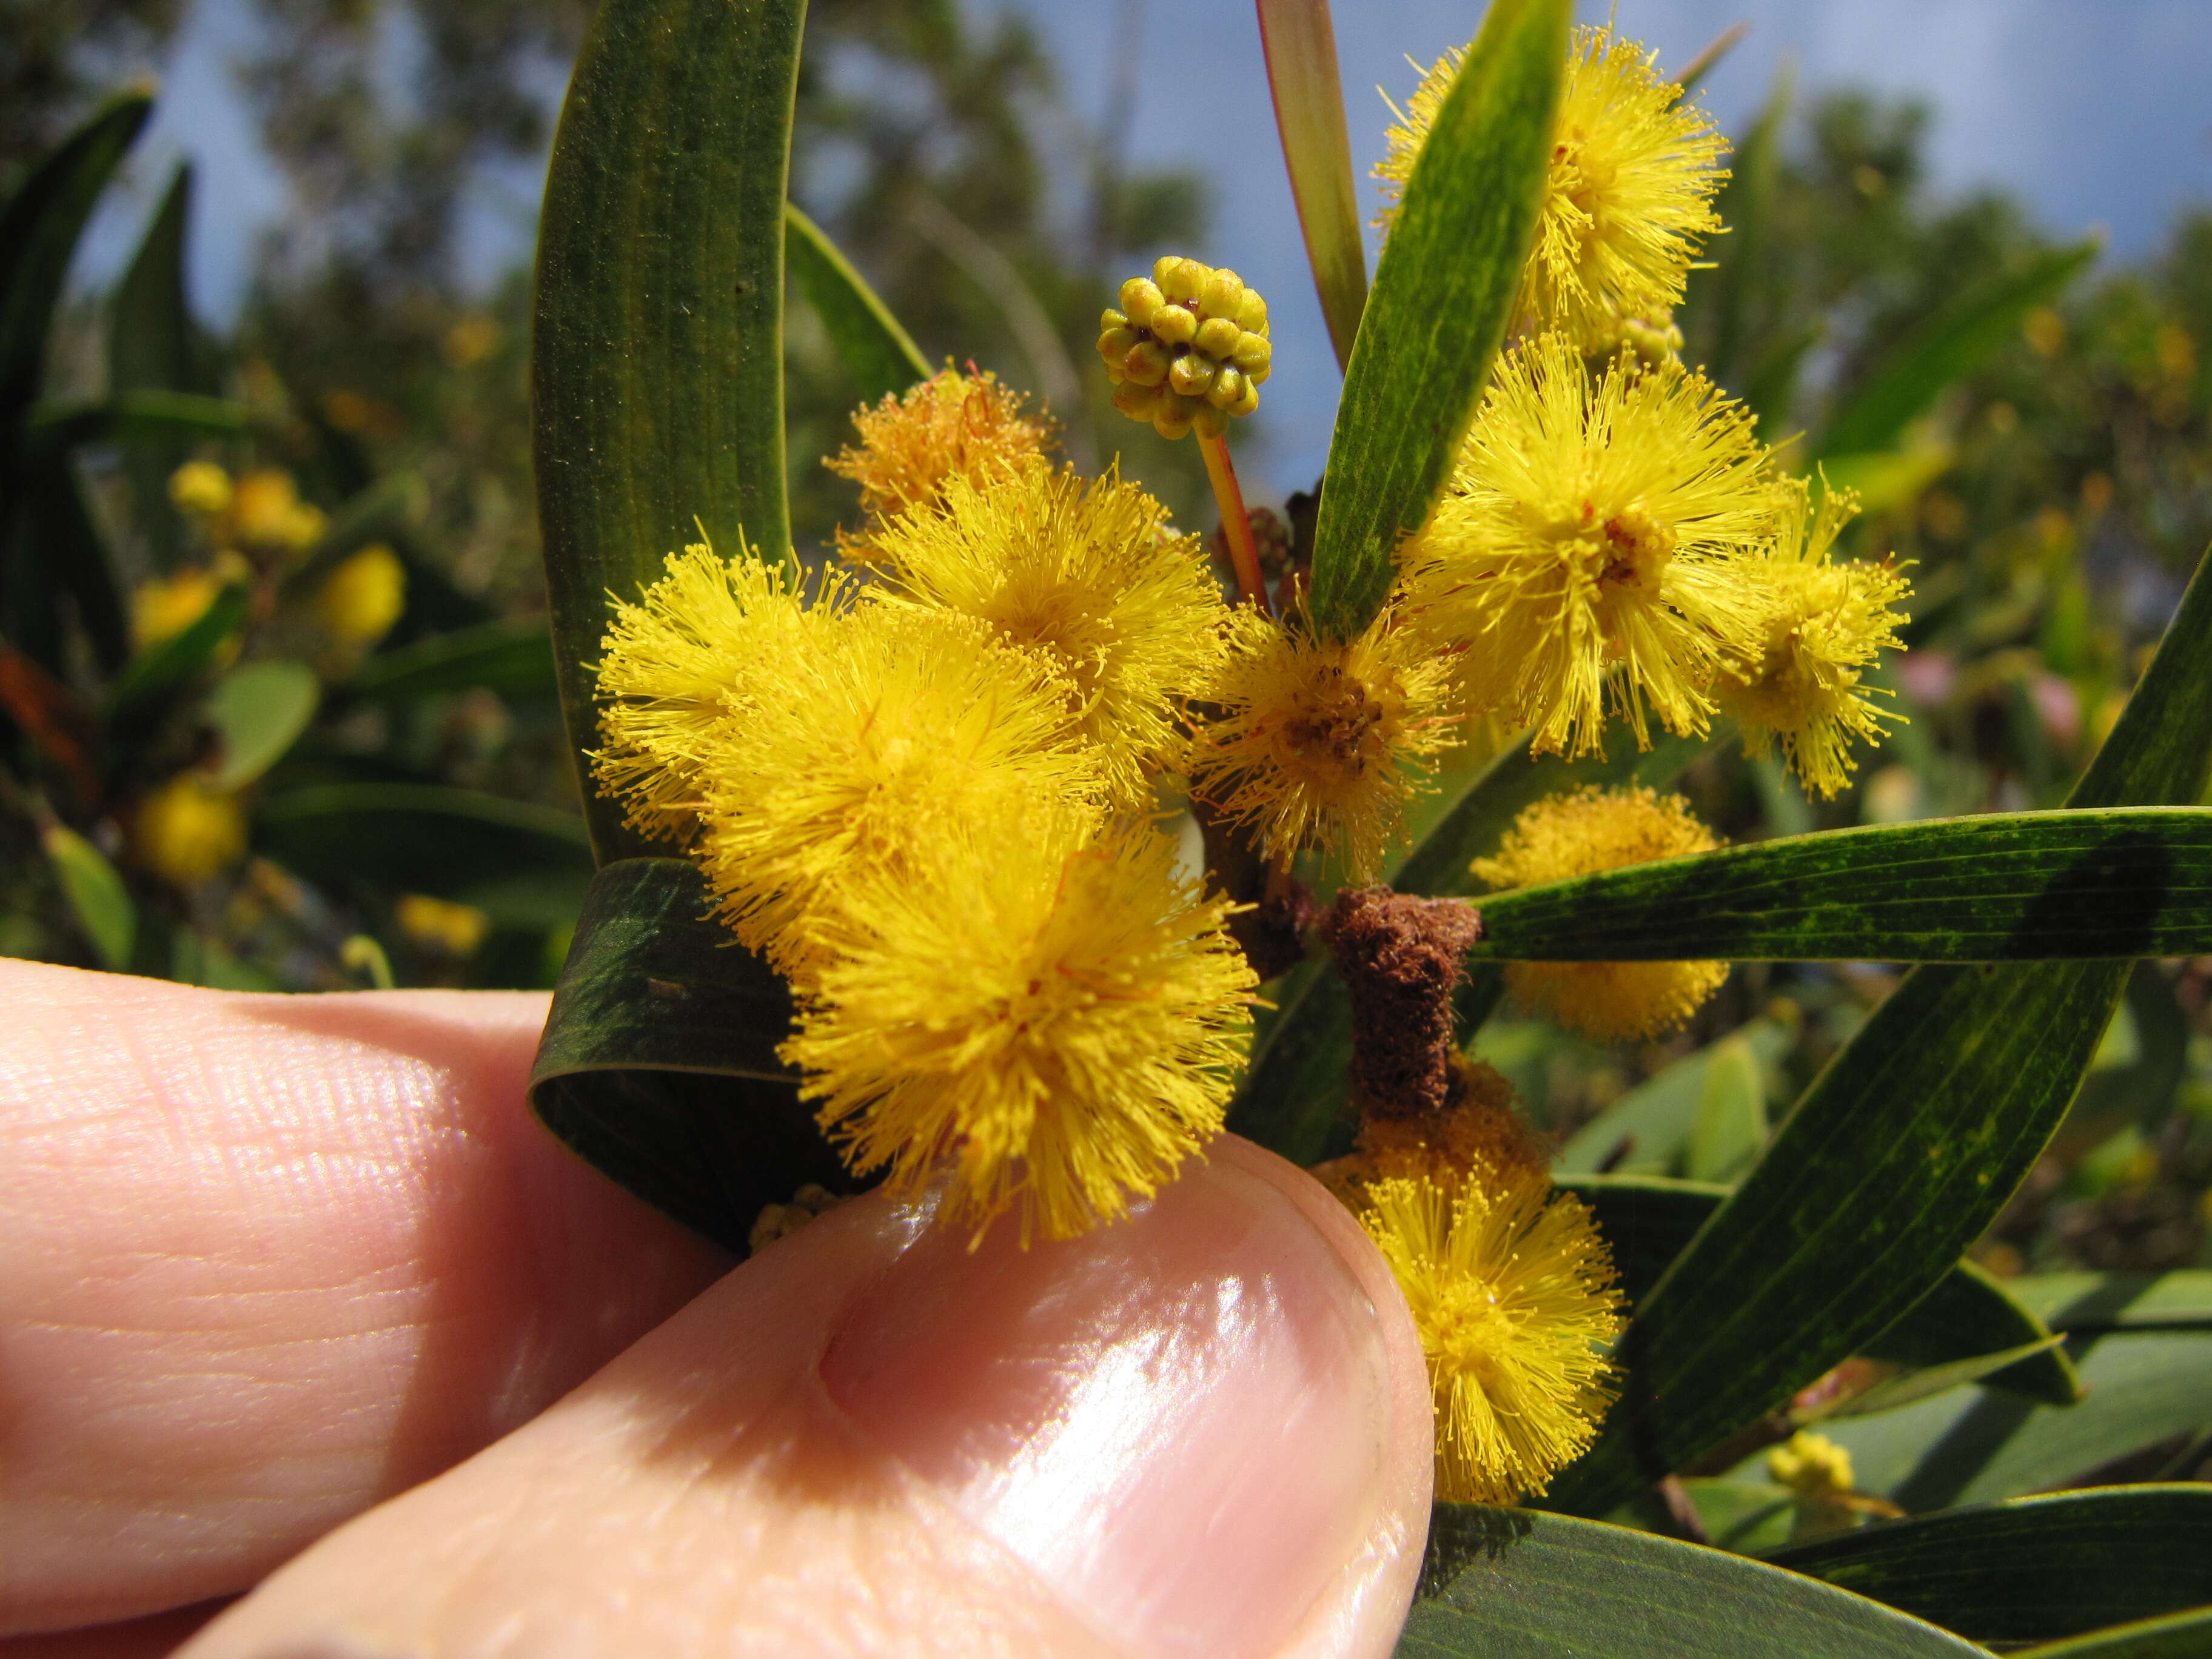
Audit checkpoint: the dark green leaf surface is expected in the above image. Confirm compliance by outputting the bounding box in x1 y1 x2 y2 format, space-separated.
1466 809 2212 962
1546 543 2212 1518
1763 1486 2212 1644
1789 1329 2212 1512
534 0 803 862
784 203 928 404
1560 1175 2080 1405
349 617 557 703
1306 0 1567 640
102 584 249 732
1256 0 1369 371
1398 1506 1979 1657
1228 726 1718 1167
203 662 320 789
42 824 134 971
0 95 149 417
1816 242 2096 457
2016 1609 2212 1658
26 391 246 452
1607 1478 1797 1555
530 859 865 1253
107 164 210 573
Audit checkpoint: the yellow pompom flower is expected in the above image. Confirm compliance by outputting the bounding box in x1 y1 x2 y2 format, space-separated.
1188 606 1458 881
825 366 1054 557
315 543 407 645
594 540 848 844
1401 333 1781 758
134 774 248 887
132 568 223 650
1376 27 1727 354
1473 786 1728 1041
396 893 491 957
783 806 1255 1244
867 465 1230 803
230 469 324 553
168 460 233 519
1769 1430 1855 1500
691 603 1105 977
1358 1165 1624 1504
1718 481 1912 799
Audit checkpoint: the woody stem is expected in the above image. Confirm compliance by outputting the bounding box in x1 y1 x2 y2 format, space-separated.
1199 430 1273 618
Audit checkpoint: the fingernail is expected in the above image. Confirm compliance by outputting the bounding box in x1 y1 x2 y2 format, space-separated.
820 1142 1396 1659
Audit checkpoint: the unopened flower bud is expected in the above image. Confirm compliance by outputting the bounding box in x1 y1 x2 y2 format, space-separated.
1100 256 1270 440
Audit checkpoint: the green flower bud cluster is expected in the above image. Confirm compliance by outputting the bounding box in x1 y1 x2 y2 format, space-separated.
1098 256 1272 440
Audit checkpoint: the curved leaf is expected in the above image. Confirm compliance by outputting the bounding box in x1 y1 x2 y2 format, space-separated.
1560 1174 2080 1406
784 203 928 404
1399 1506 1980 1657
2007 1271 2212 1335
1466 809 2212 963
42 824 134 971
1545 540 2212 1518
1256 0 1367 371
2016 1608 2212 1658
108 163 213 573
204 660 320 789
1227 725 1718 1166
1553 1016 1792 1178
529 858 865 1254
533 0 805 860
1764 1486 2212 1644
1307 0 1567 641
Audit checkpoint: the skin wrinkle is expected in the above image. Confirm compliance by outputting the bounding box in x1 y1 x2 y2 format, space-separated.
0 962 729 1633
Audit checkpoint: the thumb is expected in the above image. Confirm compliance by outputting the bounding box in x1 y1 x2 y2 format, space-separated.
179 1136 1432 1659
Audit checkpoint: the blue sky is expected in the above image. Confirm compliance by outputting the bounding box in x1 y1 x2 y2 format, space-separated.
74 0 2212 498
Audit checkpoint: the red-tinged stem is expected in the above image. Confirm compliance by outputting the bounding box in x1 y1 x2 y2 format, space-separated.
1200 430 1273 617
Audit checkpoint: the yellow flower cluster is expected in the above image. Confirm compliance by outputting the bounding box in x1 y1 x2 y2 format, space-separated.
595 467 1256 1241
1359 1161 1624 1504
1473 785 1730 1040
823 366 1054 560
1099 256 1272 440
1376 25 1726 355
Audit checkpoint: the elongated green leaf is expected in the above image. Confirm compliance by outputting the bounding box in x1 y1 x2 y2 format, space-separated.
1399 1506 1980 1657
256 782 593 897
529 858 863 1253
27 391 246 452
1467 809 2212 962
2016 1608 2212 1658
1546 541 2212 1517
1228 725 1718 1165
1607 1476 1798 1555
1794 1329 2212 1511
42 824 134 971
1256 0 1368 371
21 457 127 674
107 165 214 574
784 203 928 405
534 0 803 862
1559 1175 2080 1406
1810 1336 2066 1423
204 661 320 789
1307 0 1566 640
0 94 150 417
348 617 557 703
1764 1487 2212 1644
1816 243 2097 458
2006 1272 2212 1334
2057 964 2189 1158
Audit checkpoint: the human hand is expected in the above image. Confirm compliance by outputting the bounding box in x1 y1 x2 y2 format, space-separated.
0 959 1430 1657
